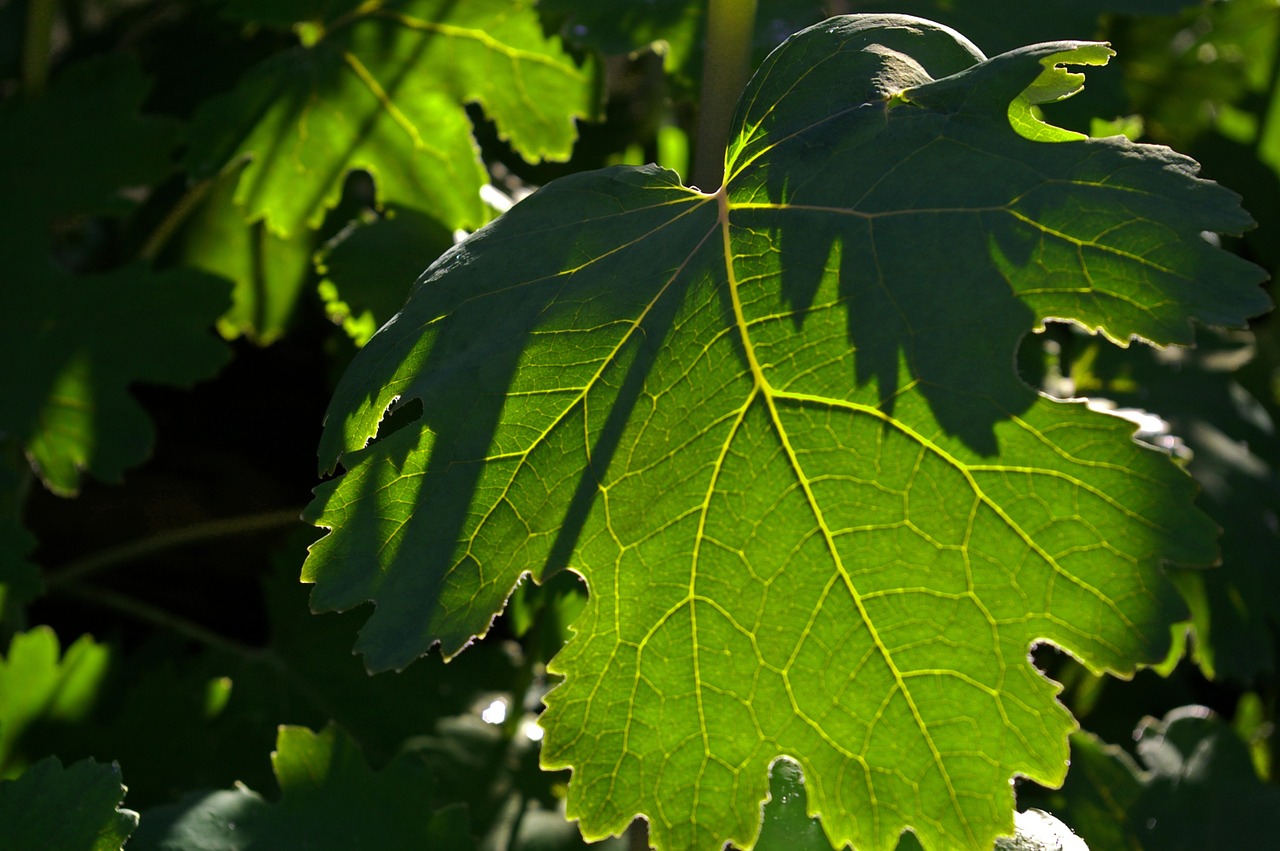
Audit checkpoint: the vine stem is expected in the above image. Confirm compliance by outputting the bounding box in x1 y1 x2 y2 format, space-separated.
22 0 58 97
691 0 759 190
45 507 304 587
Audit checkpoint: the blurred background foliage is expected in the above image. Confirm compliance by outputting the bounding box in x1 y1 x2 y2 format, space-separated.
0 1 1277 848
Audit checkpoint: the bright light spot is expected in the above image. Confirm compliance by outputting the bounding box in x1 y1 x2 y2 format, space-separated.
522 718 545 742
481 698 507 725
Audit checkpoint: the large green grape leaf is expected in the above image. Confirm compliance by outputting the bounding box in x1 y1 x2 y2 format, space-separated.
304 14 1268 851
186 0 596 237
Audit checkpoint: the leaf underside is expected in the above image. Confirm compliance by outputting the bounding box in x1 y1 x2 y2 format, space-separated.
304 14 1268 851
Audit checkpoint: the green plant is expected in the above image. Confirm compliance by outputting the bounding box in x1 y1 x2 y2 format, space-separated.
2 2 1278 850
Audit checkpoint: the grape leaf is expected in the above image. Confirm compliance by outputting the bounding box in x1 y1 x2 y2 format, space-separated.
0 757 138 851
186 0 595 237
0 55 231 495
304 14 1268 851
128 724 474 851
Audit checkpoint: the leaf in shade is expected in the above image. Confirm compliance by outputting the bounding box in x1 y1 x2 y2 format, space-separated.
0 55 230 495
1039 706 1280 851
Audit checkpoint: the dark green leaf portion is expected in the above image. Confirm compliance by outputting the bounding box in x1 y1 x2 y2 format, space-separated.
0 55 230 495
317 206 454 346
130 724 473 851
1059 327 1280 682
1046 707 1280 851
0 55 175 240
0 757 138 851
187 0 595 237
753 761 839 851
306 14 1267 851
1 264 231 494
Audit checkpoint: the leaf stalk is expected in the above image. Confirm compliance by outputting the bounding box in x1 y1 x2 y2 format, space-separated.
692 0 758 189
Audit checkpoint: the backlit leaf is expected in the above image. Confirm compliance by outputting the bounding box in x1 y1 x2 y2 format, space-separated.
304 15 1268 851
186 0 595 237
0 628 110 778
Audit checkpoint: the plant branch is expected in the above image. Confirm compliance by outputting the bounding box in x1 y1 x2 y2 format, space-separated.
45 507 304 588
692 0 758 189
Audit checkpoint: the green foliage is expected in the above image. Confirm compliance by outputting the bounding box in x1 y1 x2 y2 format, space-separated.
0 54 230 495
4 1 1279 850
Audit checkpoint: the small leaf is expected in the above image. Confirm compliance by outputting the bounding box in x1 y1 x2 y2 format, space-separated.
305 14 1267 851
317 205 454 346
186 0 596 237
0 757 138 851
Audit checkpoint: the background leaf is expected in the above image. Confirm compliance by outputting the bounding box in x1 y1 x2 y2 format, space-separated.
0 627 111 778
1039 706 1280 851
0 54 231 495
185 0 596 237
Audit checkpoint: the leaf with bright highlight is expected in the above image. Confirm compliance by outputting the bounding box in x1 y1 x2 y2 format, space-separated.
186 0 595 237
304 14 1268 851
